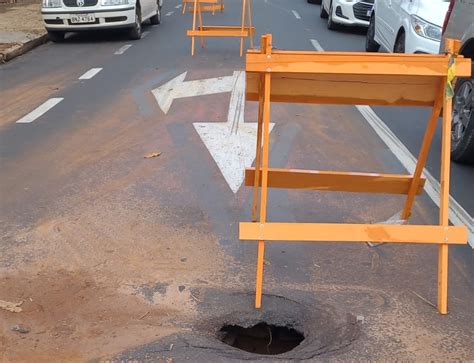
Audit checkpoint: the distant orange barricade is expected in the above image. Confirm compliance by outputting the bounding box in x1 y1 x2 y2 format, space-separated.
240 34 470 314
186 0 254 56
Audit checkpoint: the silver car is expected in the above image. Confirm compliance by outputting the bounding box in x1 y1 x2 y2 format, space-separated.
440 0 474 163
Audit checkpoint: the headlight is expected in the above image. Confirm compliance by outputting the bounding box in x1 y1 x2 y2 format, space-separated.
410 15 442 41
42 0 61 7
101 0 128 5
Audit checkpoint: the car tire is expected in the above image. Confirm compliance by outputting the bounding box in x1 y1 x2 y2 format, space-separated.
128 7 142 40
308 0 322 4
327 2 338 30
47 31 65 43
150 1 161 25
394 31 405 53
365 15 380 52
451 71 474 164
320 2 328 18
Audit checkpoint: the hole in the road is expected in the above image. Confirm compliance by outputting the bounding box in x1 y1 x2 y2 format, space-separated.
218 322 304 355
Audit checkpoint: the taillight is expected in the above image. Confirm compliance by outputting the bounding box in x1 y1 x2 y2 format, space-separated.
442 0 455 35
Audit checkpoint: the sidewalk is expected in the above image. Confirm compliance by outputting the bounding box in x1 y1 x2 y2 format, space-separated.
0 0 46 62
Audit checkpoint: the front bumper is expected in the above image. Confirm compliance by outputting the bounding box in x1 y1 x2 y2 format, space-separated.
405 25 441 54
42 6 135 31
331 1 371 27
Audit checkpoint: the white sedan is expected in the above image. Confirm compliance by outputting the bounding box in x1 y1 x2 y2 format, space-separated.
366 0 449 54
320 0 374 30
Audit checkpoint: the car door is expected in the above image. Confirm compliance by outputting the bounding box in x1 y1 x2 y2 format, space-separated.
142 0 155 20
384 0 404 50
374 0 394 50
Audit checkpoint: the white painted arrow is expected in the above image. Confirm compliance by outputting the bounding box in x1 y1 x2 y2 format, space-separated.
194 71 274 193
152 71 239 114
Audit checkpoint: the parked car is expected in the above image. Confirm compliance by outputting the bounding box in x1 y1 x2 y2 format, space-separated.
41 0 162 42
320 0 374 30
366 0 449 53
440 0 474 163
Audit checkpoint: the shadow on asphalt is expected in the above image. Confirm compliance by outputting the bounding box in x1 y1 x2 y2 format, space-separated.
60 23 154 44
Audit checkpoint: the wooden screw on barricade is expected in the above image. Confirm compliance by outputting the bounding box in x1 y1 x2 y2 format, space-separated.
240 34 470 314
186 0 254 56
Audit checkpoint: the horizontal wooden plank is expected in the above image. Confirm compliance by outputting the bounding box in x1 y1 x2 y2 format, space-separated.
246 72 440 106
245 168 426 195
240 222 468 245
246 52 472 78
188 26 254 37
183 0 221 3
187 4 224 12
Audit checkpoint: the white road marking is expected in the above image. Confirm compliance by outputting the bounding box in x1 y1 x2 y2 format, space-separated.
15 98 64 124
78 67 102 80
356 106 474 248
152 72 237 114
142 31 150 38
114 44 132 55
193 71 275 193
292 10 301 19
166 11 174 16
310 39 324 51
175 3 182 8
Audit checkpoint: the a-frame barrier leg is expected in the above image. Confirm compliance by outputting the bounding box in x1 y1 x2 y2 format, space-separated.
438 78 453 315
239 0 246 57
401 84 444 220
255 35 272 309
191 0 198 55
252 73 264 222
247 0 254 48
197 2 205 48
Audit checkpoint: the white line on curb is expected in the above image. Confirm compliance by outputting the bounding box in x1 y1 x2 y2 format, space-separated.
79 68 102 80
356 105 474 248
142 31 150 38
292 10 301 19
175 3 182 8
310 39 324 51
114 44 132 55
16 98 64 124
166 11 174 16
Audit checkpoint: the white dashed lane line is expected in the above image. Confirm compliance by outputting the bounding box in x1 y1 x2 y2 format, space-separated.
78 68 103 80
292 10 301 19
114 44 132 55
310 39 324 51
166 11 174 16
142 30 150 38
15 98 64 124
175 3 182 8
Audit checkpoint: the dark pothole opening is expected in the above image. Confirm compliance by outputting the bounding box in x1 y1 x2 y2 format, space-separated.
218 322 305 355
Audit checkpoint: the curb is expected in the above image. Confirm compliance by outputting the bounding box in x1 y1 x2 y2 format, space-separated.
0 33 48 63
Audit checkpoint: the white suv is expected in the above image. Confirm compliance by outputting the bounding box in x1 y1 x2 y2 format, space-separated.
41 0 162 41
320 0 374 30
366 0 449 54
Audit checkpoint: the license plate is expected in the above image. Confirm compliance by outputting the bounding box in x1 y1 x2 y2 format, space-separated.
71 14 95 23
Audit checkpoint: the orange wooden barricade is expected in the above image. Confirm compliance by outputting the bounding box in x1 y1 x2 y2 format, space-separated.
186 0 254 56
182 0 224 15
240 34 470 314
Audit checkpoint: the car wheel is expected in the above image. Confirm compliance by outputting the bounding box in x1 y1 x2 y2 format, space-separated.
47 30 65 43
327 2 338 30
150 1 161 25
128 7 142 40
320 1 328 18
308 0 322 4
394 31 405 53
365 15 380 52
451 73 474 163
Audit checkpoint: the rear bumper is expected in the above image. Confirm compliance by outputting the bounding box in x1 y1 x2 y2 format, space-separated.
42 6 135 31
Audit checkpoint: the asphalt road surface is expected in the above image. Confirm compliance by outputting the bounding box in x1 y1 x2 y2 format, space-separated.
1 0 473 361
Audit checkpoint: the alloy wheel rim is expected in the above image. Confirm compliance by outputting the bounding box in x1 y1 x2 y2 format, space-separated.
452 81 473 144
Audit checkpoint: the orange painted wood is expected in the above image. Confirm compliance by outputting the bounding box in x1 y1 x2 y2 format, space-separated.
245 168 426 195
246 72 440 106
187 4 224 12
240 222 468 245
246 52 472 77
